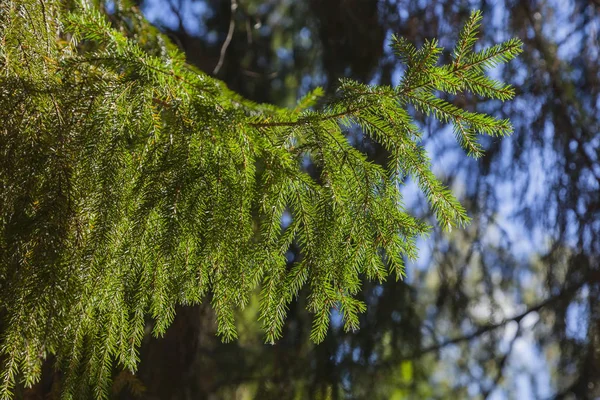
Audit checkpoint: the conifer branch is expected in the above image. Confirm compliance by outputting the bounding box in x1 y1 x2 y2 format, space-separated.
0 2 522 396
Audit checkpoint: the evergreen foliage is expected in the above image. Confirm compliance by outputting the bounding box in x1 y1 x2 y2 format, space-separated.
0 1 521 397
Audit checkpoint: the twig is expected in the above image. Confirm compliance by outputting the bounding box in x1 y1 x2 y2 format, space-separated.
167 0 188 35
213 0 237 75
249 106 364 128
405 278 586 360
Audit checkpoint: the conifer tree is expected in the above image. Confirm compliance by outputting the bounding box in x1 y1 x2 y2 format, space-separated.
0 0 522 397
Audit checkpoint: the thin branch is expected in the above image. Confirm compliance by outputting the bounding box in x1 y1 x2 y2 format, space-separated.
167 0 188 36
404 277 588 360
213 0 237 75
249 106 364 128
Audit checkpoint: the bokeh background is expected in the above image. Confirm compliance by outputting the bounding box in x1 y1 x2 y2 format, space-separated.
62 0 600 399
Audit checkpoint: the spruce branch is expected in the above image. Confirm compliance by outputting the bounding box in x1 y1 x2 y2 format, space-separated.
0 1 522 396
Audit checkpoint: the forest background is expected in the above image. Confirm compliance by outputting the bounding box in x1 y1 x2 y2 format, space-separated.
10 0 600 399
